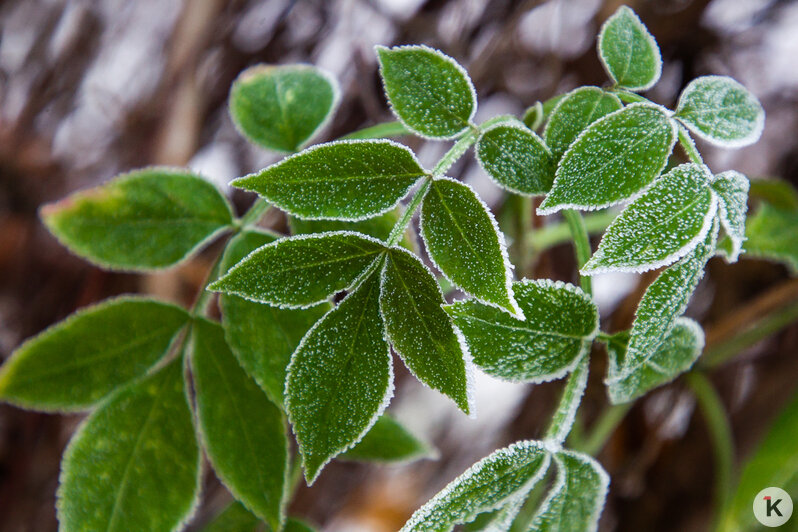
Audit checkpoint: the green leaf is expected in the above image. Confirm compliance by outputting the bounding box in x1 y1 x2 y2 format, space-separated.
749 178 798 211
41 168 234 270
400 440 551 532
445 280 597 383
219 230 329 406
210 231 386 308
341 415 434 463
538 103 677 214
420 177 520 316
200 502 261 532
286 268 393 484
712 170 749 263
583 163 717 274
289 208 413 250
605 318 704 404
57 358 200 532
230 64 338 153
745 203 798 272
546 355 590 444
597 6 662 91
376 45 477 139
341 120 411 140
231 140 426 221
190 319 289 529
529 450 609 532
475 121 555 196
675 75 765 148
543 87 623 161
0 297 189 411
380 247 472 414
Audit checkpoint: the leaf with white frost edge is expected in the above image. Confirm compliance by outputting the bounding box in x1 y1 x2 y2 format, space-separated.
529 450 609 532
712 170 749 263
675 76 765 148
445 280 597 383
583 163 718 275
538 103 677 214
400 440 551 532
341 415 435 463
420 177 521 317
285 268 393 484
380 247 474 415
231 140 426 221
597 5 662 91
546 355 589 444
210 231 386 309
376 45 477 139
745 204 798 272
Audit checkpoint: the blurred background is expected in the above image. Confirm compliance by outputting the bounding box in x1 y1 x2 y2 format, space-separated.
1 0 797 530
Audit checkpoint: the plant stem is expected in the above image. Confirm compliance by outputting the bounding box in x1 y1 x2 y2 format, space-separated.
678 126 704 165
562 209 593 295
190 247 230 316
340 120 410 140
528 210 616 253
433 128 479 177
239 198 272 227
574 403 632 455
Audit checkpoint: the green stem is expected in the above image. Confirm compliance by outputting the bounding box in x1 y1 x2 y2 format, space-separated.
340 120 410 140
190 248 230 316
239 198 272 227
574 403 632 456
678 126 704 165
432 128 479 177
528 210 616 253
562 209 593 295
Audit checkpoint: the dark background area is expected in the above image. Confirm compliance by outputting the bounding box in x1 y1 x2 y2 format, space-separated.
1 0 797 530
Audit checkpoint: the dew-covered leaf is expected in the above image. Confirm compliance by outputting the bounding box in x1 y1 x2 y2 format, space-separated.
538 104 676 214
41 168 234 271
583 163 717 274
286 269 393 484
219 230 329 406
199 502 261 532
0 297 189 411
341 415 434 463
376 45 476 139
675 76 764 148
475 121 555 195
597 6 662 91
400 440 550 532
210 231 385 308
289 208 413 250
57 358 200 532
420 177 520 316
380 247 472 414
543 87 623 161
605 318 704 404
529 450 609 532
191 319 288 529
712 170 749 263
231 140 425 221
229 64 338 153
745 203 798 272
445 280 597 383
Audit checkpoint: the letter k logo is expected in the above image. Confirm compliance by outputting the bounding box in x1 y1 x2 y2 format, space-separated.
765 496 783 517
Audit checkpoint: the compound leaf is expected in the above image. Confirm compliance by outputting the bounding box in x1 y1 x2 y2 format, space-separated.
675 76 765 148
745 203 798 272
57 358 200 532
712 170 749 263
420 177 520 316
401 440 551 532
341 415 434 463
597 6 662 91
539 104 676 214
377 45 476 139
232 140 425 221
476 121 555 195
0 297 189 411
380 247 472 414
445 280 597 383
190 319 289 529
230 64 339 153
41 168 233 271
210 231 385 308
286 269 393 484
583 163 717 274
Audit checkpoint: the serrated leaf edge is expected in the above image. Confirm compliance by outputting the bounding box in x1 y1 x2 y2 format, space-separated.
597 6 662 92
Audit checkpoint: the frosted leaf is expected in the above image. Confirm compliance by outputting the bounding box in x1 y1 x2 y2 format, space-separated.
420 177 521 317
475 120 555 196
543 86 622 161
583 163 717 275
285 269 393 484
376 45 477 139
745 203 798 272
231 140 426 221
341 415 435 463
597 6 662 91
470 496 527 532
545 355 589 444
445 280 598 383
538 103 677 214
210 231 386 309
401 440 550 532
529 450 609 532
675 76 765 148
288 208 414 251
712 170 749 263
606 318 704 404
379 247 473 414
